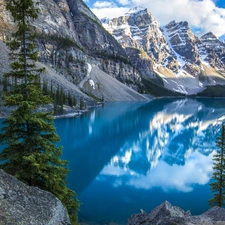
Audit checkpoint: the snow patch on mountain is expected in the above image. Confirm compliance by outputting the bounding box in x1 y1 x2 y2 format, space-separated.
125 6 146 15
162 26 186 69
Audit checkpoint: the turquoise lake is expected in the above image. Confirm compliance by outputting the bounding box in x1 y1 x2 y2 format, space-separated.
54 98 225 224
1 98 225 224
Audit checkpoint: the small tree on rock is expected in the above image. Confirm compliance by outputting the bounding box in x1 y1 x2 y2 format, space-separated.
209 124 225 207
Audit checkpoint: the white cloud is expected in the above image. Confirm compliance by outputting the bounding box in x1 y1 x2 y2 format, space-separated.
116 0 131 6
100 151 214 192
90 0 225 38
127 151 214 192
93 1 116 8
92 7 129 18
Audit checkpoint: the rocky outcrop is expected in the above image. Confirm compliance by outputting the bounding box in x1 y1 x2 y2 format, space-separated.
103 7 172 66
199 32 225 70
128 201 225 225
164 20 200 64
0 169 71 225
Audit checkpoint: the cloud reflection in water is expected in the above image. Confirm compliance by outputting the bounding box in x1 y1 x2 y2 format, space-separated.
99 98 224 193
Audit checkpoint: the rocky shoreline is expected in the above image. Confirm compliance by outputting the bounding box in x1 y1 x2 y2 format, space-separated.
0 102 103 119
79 201 225 225
128 201 225 225
1 168 225 225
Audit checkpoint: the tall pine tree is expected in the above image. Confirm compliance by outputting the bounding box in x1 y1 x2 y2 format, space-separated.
0 0 79 223
209 124 225 207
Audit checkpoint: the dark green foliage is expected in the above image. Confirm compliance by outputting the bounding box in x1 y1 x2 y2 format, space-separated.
196 85 225 97
95 51 131 65
80 88 102 102
37 33 83 51
209 124 225 207
73 96 77 106
140 76 183 97
80 97 86 110
68 92 74 107
0 0 79 223
54 85 65 115
42 81 77 115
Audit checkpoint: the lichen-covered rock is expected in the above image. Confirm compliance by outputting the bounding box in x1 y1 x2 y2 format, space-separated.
0 169 71 225
127 201 225 225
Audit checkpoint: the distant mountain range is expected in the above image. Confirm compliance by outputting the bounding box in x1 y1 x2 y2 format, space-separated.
0 1 225 100
102 6 225 95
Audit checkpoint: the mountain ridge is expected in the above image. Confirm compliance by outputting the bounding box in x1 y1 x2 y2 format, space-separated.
0 0 149 105
102 7 225 95
0 1 225 101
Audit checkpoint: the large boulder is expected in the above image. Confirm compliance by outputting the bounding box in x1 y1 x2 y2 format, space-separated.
0 169 71 225
127 201 225 225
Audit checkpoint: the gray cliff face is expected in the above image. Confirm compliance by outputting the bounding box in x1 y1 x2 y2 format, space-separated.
199 32 225 70
128 201 225 225
0 0 142 98
125 47 155 78
0 169 71 225
105 7 172 65
35 0 136 85
163 20 200 64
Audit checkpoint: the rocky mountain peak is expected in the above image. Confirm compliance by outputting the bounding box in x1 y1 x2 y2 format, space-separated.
124 6 158 27
102 7 169 63
163 20 199 63
103 8 225 95
200 31 224 50
201 32 218 42
164 20 196 41
198 31 225 69
125 6 147 15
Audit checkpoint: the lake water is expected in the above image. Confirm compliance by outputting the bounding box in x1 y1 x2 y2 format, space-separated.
54 98 225 224
1 98 225 224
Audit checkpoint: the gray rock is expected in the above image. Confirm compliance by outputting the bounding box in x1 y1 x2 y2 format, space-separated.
202 206 225 222
127 201 225 225
0 169 71 225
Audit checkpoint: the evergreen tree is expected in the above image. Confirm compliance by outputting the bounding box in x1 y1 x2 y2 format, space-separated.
68 92 73 107
73 95 77 107
80 96 85 110
209 124 225 207
0 0 79 223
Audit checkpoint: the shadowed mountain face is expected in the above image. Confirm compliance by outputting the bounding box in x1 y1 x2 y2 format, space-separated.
102 7 225 95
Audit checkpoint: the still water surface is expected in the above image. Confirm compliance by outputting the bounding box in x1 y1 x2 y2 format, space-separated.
55 98 225 224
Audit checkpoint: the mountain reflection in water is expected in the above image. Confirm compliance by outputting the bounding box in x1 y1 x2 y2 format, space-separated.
54 98 225 224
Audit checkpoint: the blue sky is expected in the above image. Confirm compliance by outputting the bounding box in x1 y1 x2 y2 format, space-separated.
216 0 225 8
84 0 225 39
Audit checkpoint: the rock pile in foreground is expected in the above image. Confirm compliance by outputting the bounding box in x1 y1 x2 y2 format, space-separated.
0 169 71 225
128 201 225 225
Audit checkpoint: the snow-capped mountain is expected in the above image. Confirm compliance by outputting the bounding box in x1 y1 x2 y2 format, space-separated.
102 7 225 95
